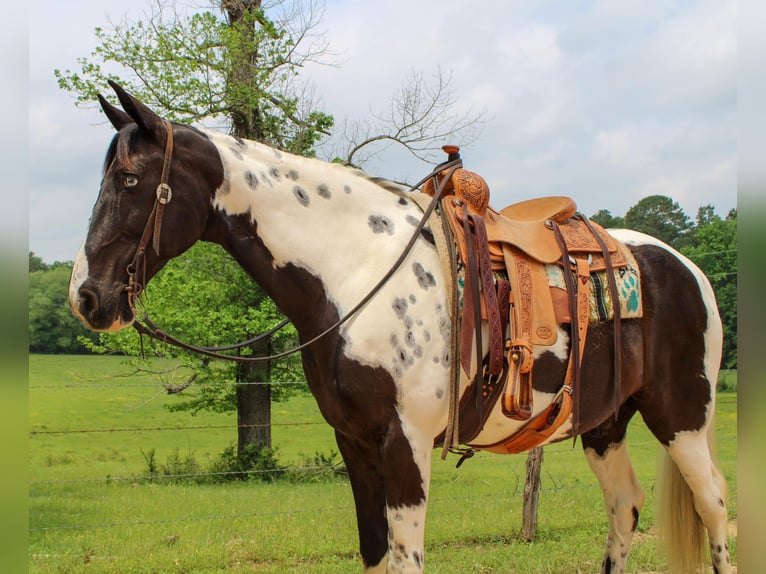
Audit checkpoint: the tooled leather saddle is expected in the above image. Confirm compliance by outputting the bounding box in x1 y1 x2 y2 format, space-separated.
425 146 630 456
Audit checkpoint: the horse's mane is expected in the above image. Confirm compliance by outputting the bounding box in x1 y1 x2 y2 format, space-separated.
341 165 408 196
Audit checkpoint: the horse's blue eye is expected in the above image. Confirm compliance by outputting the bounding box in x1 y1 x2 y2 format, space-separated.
124 175 138 188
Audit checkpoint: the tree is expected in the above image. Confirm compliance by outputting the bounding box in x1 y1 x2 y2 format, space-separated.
589 209 624 229
681 209 737 369
87 242 306 436
623 194 692 248
333 68 486 171
56 0 333 156
29 262 99 354
29 252 47 272
57 0 328 454
56 0 485 454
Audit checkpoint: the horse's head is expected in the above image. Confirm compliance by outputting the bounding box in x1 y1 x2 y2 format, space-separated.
69 81 223 331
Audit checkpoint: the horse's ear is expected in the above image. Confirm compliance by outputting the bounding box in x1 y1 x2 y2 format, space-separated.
97 94 133 131
107 80 166 141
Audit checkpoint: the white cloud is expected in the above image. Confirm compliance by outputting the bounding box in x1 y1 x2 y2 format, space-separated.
28 0 737 261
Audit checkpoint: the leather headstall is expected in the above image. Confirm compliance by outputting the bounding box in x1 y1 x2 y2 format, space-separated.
125 119 174 315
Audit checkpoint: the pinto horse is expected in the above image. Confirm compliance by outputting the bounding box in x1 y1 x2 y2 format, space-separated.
69 82 731 573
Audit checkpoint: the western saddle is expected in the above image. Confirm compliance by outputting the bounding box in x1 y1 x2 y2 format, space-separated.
424 146 628 457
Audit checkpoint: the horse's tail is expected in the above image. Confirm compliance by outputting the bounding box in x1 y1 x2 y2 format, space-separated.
656 420 725 573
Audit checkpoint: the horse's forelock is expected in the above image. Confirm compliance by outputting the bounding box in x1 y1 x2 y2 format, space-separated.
103 124 141 176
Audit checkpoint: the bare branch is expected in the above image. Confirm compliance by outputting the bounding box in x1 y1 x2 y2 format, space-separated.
336 67 487 170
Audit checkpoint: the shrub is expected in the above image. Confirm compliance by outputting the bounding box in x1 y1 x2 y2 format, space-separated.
287 450 347 484
207 443 285 483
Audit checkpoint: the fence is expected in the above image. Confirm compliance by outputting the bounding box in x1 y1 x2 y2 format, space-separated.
28 366 738 571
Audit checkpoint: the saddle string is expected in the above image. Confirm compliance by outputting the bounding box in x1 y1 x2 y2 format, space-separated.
130 156 464 363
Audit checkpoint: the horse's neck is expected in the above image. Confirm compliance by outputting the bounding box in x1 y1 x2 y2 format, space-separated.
205 130 418 322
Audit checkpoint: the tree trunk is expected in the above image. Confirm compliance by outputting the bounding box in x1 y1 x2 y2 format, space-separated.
225 0 272 456
223 0 264 141
522 446 544 541
236 335 272 454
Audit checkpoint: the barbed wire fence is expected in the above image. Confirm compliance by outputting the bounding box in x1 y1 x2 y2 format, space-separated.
29 375 737 536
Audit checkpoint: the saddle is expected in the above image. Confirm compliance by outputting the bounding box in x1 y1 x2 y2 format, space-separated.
425 146 628 456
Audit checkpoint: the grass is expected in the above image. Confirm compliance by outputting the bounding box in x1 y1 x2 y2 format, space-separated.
29 355 737 573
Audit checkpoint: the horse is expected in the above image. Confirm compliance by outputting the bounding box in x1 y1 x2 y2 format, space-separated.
69 81 731 574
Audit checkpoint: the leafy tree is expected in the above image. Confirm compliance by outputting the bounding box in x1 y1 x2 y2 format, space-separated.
589 209 624 229
623 194 692 248
29 251 47 272
57 0 325 453
56 0 333 156
681 209 737 369
29 262 99 353
55 0 486 454
87 243 307 449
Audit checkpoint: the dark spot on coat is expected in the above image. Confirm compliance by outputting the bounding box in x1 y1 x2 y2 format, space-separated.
229 147 244 161
413 551 422 568
317 183 331 199
245 171 259 189
392 298 408 318
344 184 352 194
369 214 395 235
293 186 310 207
286 169 299 181
233 136 246 148
413 262 436 290
406 215 420 227
398 197 408 206
435 388 444 399
420 227 436 246
270 167 281 179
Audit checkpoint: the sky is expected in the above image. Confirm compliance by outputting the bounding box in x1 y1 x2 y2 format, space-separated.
28 0 737 264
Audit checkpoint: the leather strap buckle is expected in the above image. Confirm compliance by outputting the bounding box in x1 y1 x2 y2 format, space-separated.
156 182 173 205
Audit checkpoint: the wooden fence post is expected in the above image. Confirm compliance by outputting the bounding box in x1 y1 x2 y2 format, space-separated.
522 446 544 541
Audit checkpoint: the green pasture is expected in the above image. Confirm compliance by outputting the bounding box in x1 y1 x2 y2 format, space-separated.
29 355 737 573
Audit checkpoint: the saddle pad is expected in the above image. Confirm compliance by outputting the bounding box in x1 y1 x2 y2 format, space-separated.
545 244 643 323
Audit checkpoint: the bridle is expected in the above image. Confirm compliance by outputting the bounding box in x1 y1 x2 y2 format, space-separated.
124 119 174 314
125 119 461 362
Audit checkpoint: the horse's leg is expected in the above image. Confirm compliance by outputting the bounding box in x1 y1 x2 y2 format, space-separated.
659 428 732 574
581 404 644 574
335 422 431 574
334 430 389 573
380 418 432 573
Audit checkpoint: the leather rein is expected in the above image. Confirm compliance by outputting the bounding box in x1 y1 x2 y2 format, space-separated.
126 120 462 363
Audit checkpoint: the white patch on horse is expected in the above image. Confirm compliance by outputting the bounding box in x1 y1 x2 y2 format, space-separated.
583 441 645 574
206 129 452 435
68 241 89 320
386 501 428 572
533 326 570 361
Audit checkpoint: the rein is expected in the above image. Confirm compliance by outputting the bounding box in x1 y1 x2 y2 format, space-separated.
127 123 461 362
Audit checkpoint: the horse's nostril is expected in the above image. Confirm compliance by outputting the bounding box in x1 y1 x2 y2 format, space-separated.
78 288 99 317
